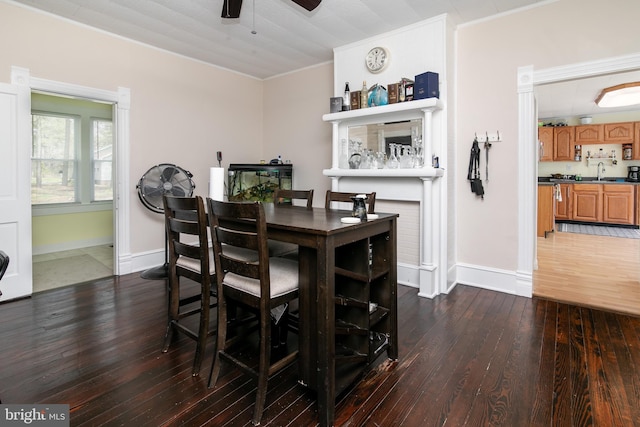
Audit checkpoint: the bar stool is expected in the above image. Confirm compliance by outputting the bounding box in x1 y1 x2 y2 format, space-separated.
162 195 216 376
207 199 299 426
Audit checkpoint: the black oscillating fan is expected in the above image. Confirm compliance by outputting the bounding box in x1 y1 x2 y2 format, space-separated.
136 163 195 279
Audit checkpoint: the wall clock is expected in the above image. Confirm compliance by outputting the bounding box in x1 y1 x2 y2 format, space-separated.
365 46 389 74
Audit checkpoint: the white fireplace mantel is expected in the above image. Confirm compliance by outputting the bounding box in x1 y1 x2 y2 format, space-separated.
321 98 447 298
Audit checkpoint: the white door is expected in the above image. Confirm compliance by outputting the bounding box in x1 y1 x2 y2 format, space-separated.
0 81 32 300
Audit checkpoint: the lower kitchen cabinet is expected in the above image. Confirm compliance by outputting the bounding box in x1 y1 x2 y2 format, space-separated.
537 185 554 237
572 184 601 222
555 183 572 220
603 184 635 225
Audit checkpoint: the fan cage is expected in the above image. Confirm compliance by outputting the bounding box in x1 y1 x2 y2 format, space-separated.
136 163 195 213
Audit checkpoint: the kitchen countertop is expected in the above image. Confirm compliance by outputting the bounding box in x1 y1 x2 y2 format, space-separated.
538 177 640 185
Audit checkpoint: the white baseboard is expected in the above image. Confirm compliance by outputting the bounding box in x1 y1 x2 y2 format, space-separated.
454 262 532 297
120 252 533 299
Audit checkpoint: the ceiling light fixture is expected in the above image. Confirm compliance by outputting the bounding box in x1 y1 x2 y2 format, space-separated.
595 82 640 108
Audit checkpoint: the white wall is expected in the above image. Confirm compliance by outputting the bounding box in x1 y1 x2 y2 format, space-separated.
4 0 640 287
262 64 333 207
0 1 263 257
455 0 640 276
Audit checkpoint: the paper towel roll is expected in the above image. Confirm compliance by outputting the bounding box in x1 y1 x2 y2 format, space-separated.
209 167 225 201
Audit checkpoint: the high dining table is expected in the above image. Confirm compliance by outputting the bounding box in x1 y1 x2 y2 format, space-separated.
262 204 398 427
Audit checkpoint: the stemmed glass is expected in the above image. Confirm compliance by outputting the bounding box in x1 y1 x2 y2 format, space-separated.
413 136 424 168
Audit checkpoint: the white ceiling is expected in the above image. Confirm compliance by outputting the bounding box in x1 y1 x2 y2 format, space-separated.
9 0 546 79
536 70 640 120
11 0 640 118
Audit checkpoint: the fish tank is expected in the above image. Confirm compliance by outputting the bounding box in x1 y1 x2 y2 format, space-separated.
227 163 292 202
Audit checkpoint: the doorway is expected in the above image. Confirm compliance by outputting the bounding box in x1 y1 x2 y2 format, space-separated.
8 67 131 299
30 92 115 292
521 54 640 313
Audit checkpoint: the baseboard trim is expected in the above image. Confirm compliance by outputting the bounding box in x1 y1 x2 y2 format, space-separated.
454 263 532 297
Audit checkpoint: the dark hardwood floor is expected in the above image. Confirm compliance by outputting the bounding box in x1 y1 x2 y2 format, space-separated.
1 274 639 426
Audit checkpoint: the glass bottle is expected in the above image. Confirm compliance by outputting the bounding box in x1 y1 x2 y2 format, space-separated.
360 81 368 108
343 82 350 111
386 144 399 169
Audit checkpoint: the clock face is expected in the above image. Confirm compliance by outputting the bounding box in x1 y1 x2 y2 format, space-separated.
366 47 389 73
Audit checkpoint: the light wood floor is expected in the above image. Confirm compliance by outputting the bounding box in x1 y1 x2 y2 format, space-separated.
534 230 640 316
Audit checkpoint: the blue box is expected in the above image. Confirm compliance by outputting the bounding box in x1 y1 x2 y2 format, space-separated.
414 71 439 99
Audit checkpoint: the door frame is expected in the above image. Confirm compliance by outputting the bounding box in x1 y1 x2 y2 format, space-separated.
11 66 132 276
517 52 640 290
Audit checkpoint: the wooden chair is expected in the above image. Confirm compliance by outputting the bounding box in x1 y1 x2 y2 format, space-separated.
0 250 6 402
273 188 314 209
325 190 377 214
162 195 216 376
0 251 8 293
207 199 299 426
269 189 314 259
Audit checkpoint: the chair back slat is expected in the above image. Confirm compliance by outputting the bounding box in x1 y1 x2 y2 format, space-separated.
208 200 270 301
163 195 211 271
325 190 376 213
274 189 314 209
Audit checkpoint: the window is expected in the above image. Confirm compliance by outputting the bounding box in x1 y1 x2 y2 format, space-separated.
92 119 113 201
30 93 113 206
31 113 79 204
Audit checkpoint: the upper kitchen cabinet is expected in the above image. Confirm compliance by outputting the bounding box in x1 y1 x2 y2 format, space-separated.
538 127 553 162
554 126 574 161
604 122 634 143
574 124 603 144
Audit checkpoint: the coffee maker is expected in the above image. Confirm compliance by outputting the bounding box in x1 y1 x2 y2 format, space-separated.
628 166 640 182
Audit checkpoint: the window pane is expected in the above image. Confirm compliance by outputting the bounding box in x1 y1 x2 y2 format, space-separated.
91 119 113 201
31 114 77 204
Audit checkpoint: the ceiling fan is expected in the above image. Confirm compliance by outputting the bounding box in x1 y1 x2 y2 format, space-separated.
221 0 321 18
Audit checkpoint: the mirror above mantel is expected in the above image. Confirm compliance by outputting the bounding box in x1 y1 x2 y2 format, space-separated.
349 119 422 157
322 97 443 178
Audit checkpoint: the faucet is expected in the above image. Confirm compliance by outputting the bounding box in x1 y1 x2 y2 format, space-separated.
597 162 605 181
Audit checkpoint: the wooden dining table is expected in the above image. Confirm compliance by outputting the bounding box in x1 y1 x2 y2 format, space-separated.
262 204 398 427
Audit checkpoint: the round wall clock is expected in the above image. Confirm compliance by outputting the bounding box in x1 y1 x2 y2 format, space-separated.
365 46 389 74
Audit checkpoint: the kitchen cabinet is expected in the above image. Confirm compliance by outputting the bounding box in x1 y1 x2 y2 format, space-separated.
602 184 635 225
637 187 640 226
604 122 634 143
553 127 574 161
537 185 554 237
555 183 572 220
574 124 603 144
538 127 553 162
572 184 601 222
634 122 640 160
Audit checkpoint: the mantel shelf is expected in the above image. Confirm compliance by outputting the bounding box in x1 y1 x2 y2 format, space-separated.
323 98 443 124
323 167 444 179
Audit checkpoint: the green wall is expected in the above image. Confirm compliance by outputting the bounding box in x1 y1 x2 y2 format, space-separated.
32 210 113 250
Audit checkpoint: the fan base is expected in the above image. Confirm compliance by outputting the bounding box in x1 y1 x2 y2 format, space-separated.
140 263 168 280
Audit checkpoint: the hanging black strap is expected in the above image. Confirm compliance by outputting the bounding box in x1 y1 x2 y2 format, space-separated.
467 138 480 181
468 138 484 198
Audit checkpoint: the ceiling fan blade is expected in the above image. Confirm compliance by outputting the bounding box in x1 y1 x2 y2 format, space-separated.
291 0 321 12
221 0 243 18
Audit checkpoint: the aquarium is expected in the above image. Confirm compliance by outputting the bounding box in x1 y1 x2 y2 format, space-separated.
227 163 292 202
